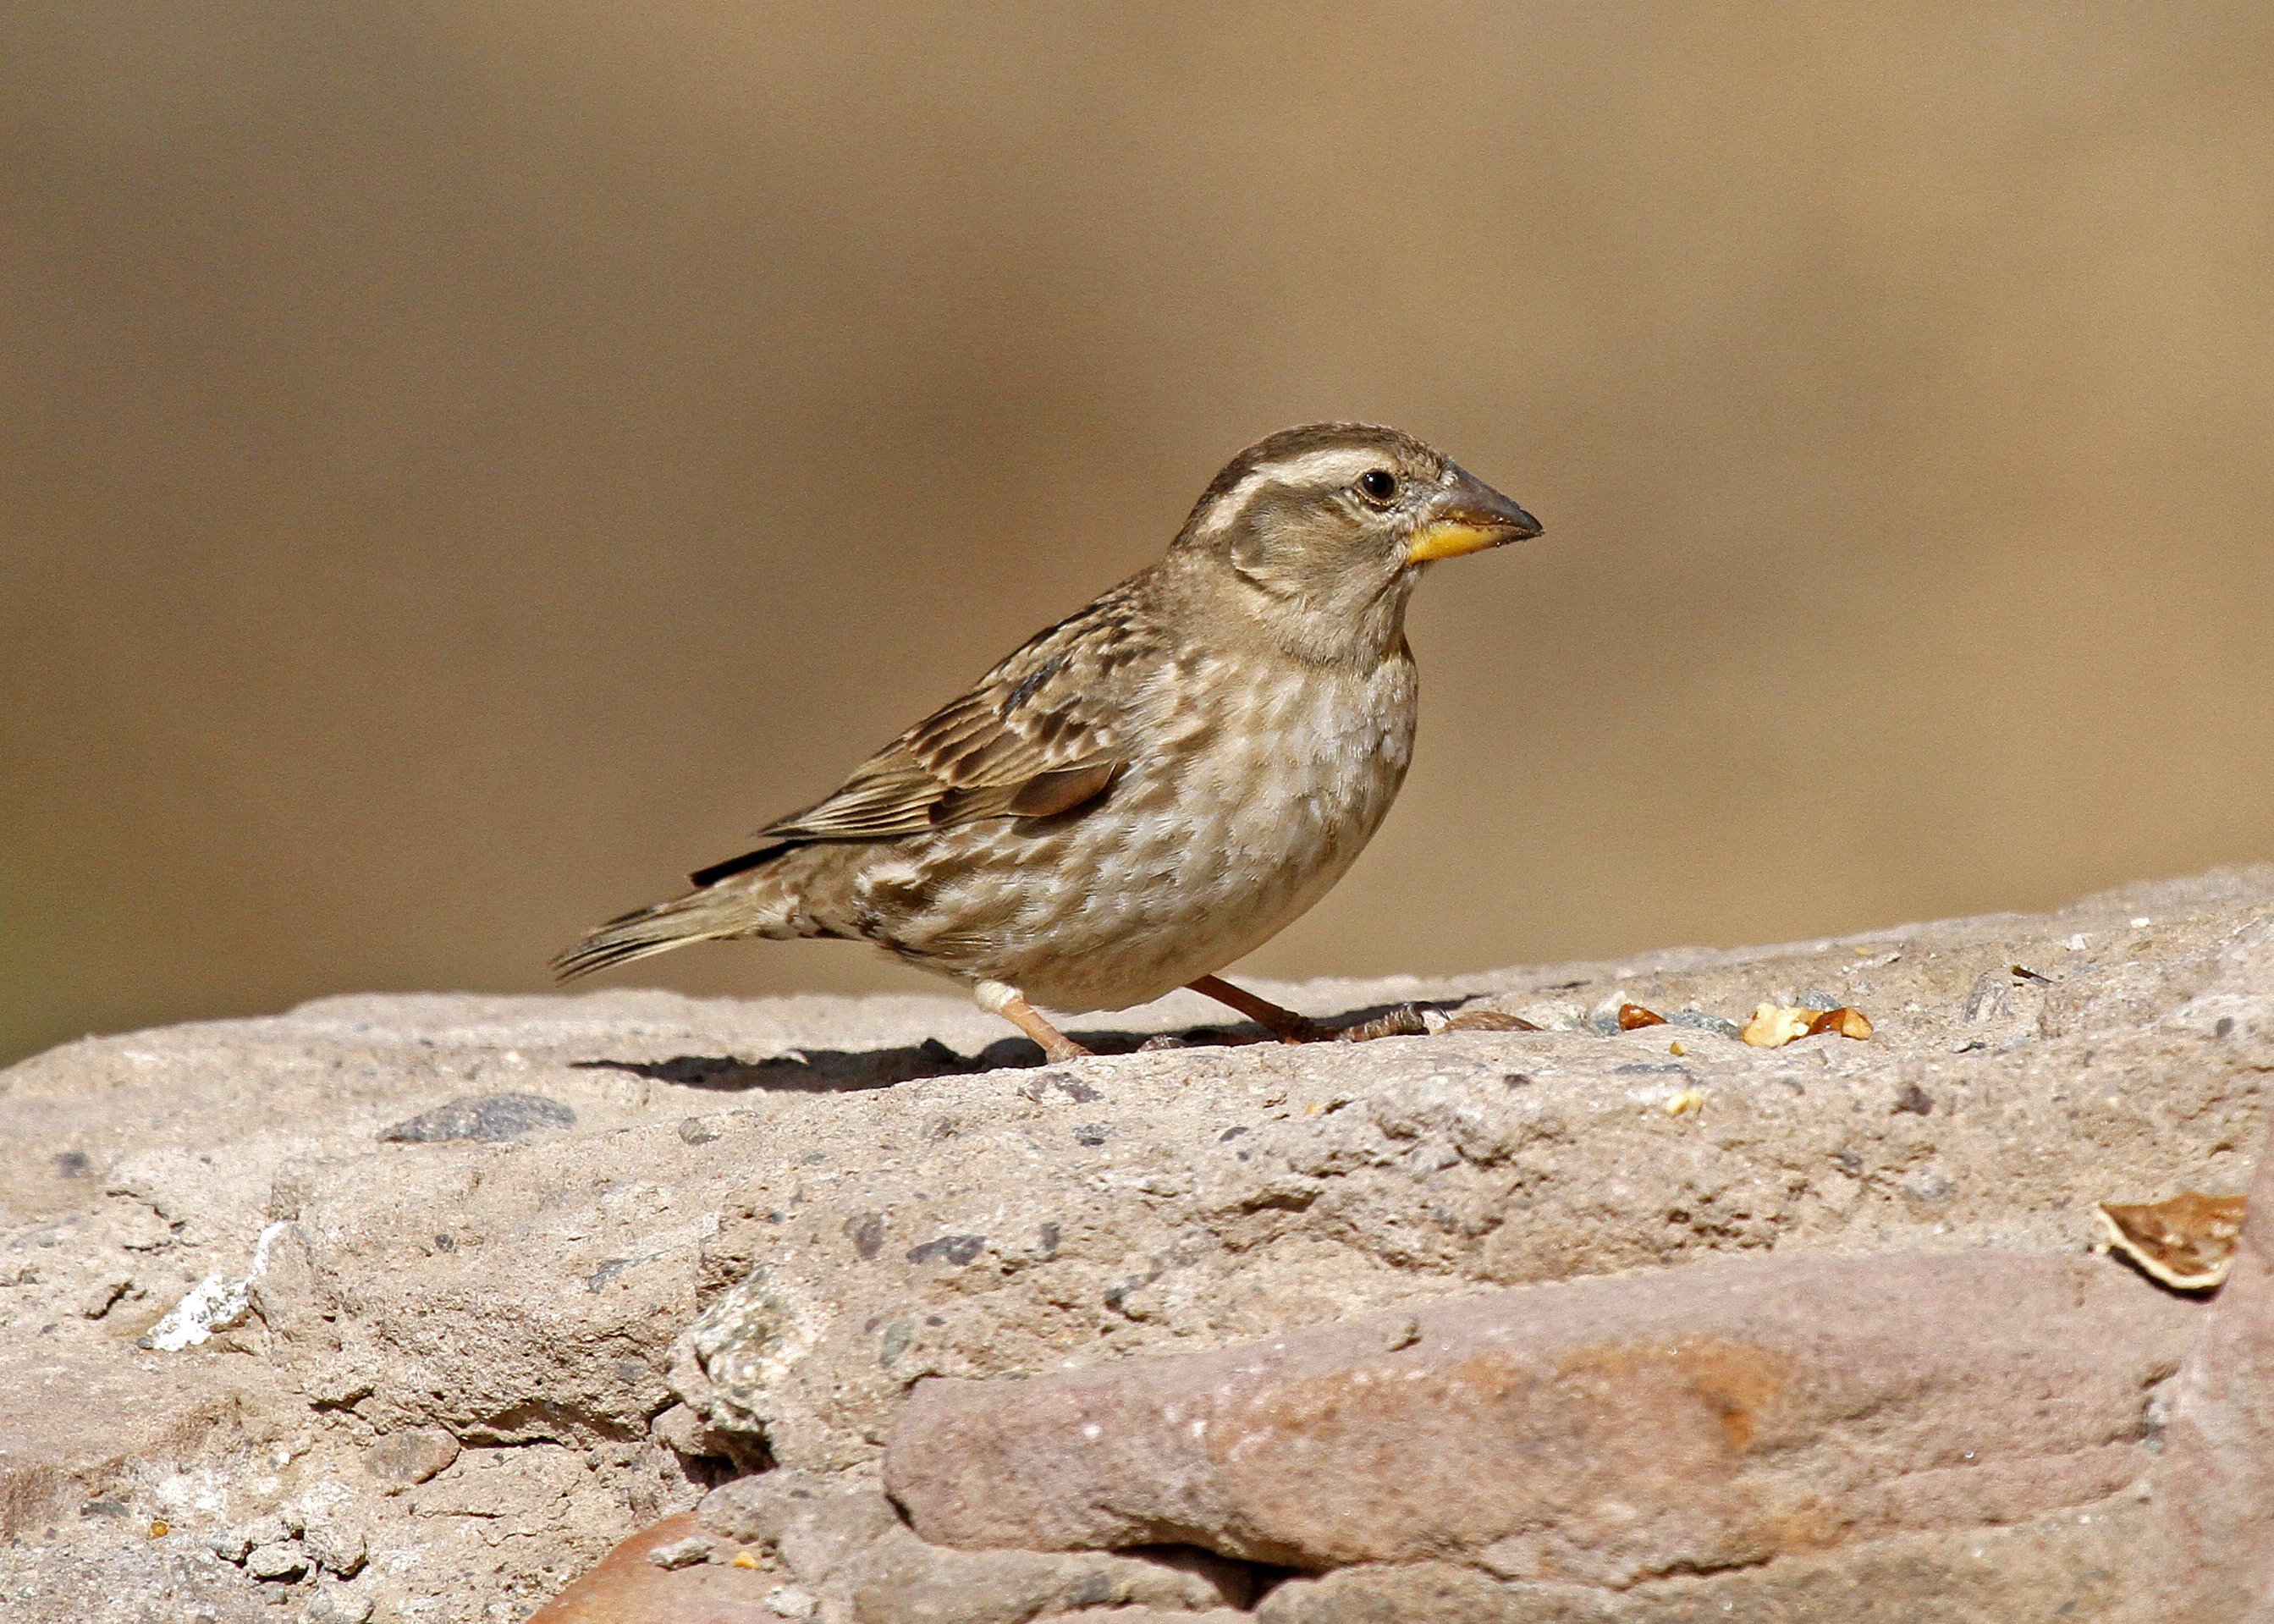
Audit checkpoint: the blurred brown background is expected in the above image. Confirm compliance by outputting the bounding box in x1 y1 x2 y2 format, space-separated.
3 3 2270 1065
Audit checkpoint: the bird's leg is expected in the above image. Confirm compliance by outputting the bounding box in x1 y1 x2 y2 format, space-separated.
1186 974 1333 1043
973 979 1092 1064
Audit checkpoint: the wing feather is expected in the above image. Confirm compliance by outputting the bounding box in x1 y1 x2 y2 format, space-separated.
752 591 1151 845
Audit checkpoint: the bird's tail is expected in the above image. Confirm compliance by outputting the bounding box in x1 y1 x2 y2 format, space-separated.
552 887 755 982
553 838 813 984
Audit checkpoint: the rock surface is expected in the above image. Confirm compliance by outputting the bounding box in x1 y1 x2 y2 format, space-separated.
884 1250 2195 1577
3 867 2274 1619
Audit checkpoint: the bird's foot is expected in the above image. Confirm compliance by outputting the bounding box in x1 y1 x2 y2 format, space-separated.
1186 975 1332 1044
1335 1004 1541 1042
1185 977 1540 1048
973 980 1093 1063
1332 1004 1435 1042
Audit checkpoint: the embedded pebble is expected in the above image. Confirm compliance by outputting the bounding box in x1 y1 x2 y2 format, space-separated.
245 1539 311 1582
379 1093 575 1143
305 1583 376 1624
644 1534 714 1570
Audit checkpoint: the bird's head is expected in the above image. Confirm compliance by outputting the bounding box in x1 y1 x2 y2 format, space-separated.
1174 422 1541 660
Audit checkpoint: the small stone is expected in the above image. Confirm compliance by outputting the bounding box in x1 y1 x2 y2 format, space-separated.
1740 1005 1814 1048
644 1534 714 1570
1900 1165 1957 1203
240 1514 290 1550
245 1539 311 1582
906 1235 985 1266
378 1093 575 1143
302 1520 366 1577
649 1401 727 1458
764 1586 818 1620
208 1527 256 1564
303 1583 375 1624
699 1471 829 1546
689 1269 820 1429
364 1429 460 1486
1667 1009 1744 1039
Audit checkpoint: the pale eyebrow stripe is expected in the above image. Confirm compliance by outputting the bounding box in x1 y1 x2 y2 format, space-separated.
1191 448 1385 537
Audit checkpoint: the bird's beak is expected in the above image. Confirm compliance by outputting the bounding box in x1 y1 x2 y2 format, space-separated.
1406 473 1544 564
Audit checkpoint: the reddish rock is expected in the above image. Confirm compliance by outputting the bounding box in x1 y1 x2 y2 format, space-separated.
11 868 2274 1617
845 1525 1253 1621
1250 1502 2160 1623
541 1488 1253 1624
361 1427 460 1489
2152 1111 2274 1621
527 1512 775 1624
886 1251 2197 1583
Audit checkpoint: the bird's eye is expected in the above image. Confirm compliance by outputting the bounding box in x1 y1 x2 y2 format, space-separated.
1357 469 1398 504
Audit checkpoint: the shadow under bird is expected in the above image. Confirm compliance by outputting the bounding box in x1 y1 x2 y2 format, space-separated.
554 422 1542 1060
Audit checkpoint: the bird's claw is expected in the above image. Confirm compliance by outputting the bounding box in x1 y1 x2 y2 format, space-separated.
1331 1005 1542 1043
1330 1005 1434 1043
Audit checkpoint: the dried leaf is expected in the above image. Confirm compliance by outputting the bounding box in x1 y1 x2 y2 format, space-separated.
1618 1003 1668 1031
1806 1006 1875 1040
1445 1008 1543 1033
2095 1192 2248 1291
1743 1003 1874 1047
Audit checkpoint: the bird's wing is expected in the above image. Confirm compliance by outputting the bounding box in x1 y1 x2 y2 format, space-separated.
756 594 1151 844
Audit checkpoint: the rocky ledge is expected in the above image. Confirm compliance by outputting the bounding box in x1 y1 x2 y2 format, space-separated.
7 869 2274 1621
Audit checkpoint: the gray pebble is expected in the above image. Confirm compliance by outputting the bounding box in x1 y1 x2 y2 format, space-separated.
906 1235 985 1266
379 1093 575 1143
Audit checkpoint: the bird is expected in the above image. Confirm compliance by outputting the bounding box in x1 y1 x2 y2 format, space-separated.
553 422 1542 1062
